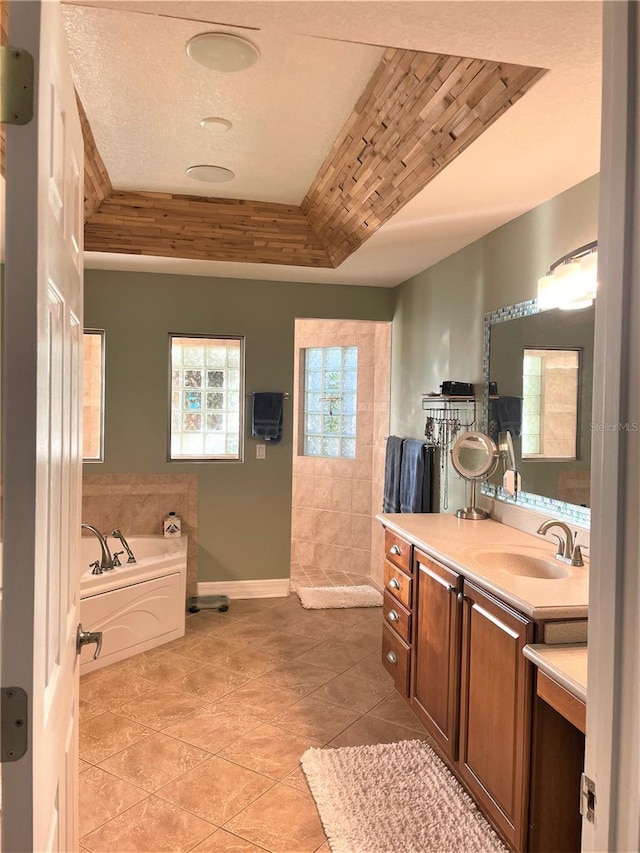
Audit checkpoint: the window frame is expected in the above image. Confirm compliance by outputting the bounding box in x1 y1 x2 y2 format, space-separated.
82 328 106 463
167 333 245 463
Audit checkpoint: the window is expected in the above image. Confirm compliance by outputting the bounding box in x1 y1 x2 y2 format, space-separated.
522 348 580 459
303 346 357 458
169 335 243 461
83 330 105 462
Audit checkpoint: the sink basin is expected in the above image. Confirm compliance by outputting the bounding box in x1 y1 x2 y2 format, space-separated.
466 547 570 579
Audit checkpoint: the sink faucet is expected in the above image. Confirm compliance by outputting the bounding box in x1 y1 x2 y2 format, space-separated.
81 524 114 573
111 529 136 564
536 519 585 567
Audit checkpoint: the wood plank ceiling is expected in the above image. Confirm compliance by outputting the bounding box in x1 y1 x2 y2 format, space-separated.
1 0 546 269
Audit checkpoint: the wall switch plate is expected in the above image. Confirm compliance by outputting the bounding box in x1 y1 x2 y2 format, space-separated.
256 444 266 460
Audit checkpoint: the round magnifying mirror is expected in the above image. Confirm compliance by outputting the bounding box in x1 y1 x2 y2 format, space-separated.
451 431 499 520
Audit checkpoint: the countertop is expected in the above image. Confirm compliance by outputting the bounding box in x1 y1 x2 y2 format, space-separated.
376 513 589 620
523 644 588 704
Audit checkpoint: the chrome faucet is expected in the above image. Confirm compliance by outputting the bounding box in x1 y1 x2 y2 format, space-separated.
81 524 114 573
536 519 585 567
111 529 136 564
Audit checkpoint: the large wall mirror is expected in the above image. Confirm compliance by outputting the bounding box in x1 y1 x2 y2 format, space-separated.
482 301 594 524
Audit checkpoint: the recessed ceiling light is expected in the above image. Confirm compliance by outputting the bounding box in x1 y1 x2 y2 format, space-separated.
186 32 260 72
200 116 233 133
186 165 235 183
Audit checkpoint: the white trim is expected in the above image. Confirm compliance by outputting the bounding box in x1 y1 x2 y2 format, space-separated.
197 579 291 599
583 4 640 851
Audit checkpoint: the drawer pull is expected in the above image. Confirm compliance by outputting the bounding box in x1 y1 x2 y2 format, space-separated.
388 578 401 590
448 584 456 593
389 544 402 556
387 610 399 623
386 651 398 665
457 592 467 604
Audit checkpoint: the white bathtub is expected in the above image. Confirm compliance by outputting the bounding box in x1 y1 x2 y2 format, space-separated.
80 534 187 675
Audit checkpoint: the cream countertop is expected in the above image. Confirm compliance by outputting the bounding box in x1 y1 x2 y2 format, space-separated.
523 644 588 704
376 513 589 620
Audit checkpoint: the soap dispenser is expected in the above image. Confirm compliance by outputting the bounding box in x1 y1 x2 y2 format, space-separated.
163 511 182 538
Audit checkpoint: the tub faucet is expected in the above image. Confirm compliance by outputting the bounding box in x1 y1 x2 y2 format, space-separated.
81 524 114 572
536 519 585 567
111 529 136 563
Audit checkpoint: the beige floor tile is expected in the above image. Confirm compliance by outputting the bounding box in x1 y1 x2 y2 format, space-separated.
265 613 338 641
256 631 322 660
191 827 267 852
327 714 424 748
213 648 287 678
343 651 394 686
367 691 426 732
157 755 274 825
260 660 337 694
78 766 147 837
98 732 209 792
291 636 376 673
318 606 379 629
215 621 280 646
185 612 228 636
281 766 311 794
224 783 326 853
212 681 311 722
80 794 214 852
79 699 103 724
79 759 93 773
162 706 263 752
218 723 322 780
169 665 250 702
80 712 153 765
116 687 208 730
121 651 204 684
310 671 392 713
273 697 360 744
223 599 280 618
80 669 156 710
171 636 244 664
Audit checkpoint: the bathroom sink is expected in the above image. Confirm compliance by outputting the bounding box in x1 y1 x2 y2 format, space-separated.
465 547 570 579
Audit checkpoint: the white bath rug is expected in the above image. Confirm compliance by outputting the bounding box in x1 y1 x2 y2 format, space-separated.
301 739 508 853
296 584 382 609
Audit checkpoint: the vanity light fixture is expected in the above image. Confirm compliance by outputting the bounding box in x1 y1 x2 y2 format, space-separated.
186 32 260 72
200 116 233 133
186 164 235 183
537 241 598 311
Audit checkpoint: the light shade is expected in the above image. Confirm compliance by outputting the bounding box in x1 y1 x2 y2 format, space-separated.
186 165 235 183
537 251 598 311
186 32 260 72
200 116 233 133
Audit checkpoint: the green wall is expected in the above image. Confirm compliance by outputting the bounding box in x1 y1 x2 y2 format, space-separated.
391 174 599 510
84 270 394 584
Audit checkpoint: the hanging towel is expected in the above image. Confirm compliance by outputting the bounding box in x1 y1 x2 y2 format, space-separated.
251 393 284 443
382 436 403 513
400 439 435 513
496 396 522 438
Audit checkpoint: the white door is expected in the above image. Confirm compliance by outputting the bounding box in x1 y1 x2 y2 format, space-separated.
2 0 84 850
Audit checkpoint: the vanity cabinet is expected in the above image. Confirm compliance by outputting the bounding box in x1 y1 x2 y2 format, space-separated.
381 530 413 696
458 580 533 851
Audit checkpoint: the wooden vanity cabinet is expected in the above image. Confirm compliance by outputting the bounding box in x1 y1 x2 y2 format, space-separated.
381 530 413 695
411 550 462 758
458 580 534 851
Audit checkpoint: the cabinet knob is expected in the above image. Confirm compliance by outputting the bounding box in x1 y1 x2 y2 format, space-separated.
387 610 399 623
389 544 401 556
388 578 401 590
386 651 398 665
448 584 456 593
457 592 467 604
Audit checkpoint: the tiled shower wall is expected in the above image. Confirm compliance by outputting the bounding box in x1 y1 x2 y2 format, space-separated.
291 320 391 589
82 474 199 599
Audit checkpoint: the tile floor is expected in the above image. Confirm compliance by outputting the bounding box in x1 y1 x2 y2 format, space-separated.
79 594 425 852
290 562 371 590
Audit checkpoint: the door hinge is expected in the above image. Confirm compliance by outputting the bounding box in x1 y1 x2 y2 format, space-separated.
0 687 28 762
580 773 596 823
0 45 34 125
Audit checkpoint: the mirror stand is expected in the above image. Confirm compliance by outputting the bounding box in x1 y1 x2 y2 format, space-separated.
456 480 490 520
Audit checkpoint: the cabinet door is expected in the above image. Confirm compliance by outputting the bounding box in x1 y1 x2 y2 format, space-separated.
412 552 462 759
458 581 534 851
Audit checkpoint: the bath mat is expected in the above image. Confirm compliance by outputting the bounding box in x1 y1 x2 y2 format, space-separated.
301 739 508 853
296 585 382 610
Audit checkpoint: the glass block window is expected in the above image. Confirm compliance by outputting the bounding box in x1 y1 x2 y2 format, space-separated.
83 330 105 462
522 348 579 459
170 336 243 461
303 346 358 458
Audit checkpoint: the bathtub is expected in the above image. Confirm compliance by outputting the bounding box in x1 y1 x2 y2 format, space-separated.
80 534 187 675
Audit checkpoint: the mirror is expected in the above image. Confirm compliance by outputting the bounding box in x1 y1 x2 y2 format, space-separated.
485 302 594 511
451 431 499 520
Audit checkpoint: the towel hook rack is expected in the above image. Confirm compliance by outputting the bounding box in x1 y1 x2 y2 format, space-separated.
247 392 290 398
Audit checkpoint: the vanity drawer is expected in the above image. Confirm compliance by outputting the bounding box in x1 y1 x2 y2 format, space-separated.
383 561 412 609
383 591 411 643
384 528 412 574
382 624 410 696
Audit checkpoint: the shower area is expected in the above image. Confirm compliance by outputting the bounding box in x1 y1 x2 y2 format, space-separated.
290 319 392 591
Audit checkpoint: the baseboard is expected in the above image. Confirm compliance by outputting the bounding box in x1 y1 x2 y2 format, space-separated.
197 578 291 600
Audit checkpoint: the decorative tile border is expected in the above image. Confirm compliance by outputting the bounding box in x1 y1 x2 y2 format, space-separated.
481 298 591 526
